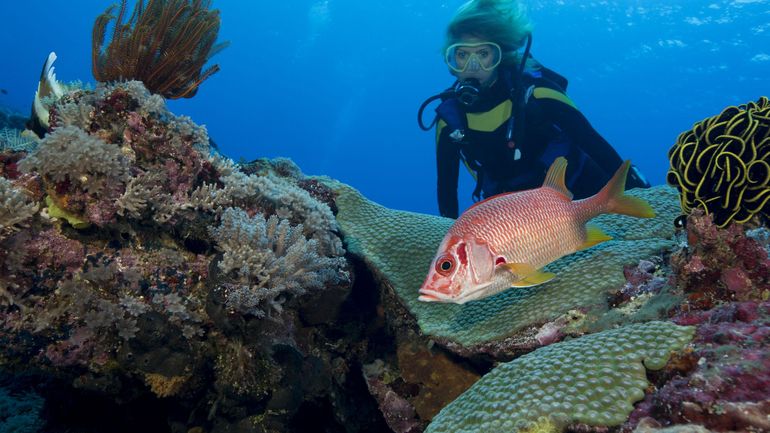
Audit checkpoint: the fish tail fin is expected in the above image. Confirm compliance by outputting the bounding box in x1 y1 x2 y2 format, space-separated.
594 161 656 218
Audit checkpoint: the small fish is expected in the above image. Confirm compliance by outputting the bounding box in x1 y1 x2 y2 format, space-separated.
418 157 655 304
0 88 7 95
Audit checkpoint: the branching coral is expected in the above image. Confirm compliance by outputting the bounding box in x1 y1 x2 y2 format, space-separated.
18 125 129 226
16 80 219 227
0 177 38 238
19 126 130 195
92 0 228 98
0 128 38 152
211 156 345 256
667 96 770 227
209 207 349 318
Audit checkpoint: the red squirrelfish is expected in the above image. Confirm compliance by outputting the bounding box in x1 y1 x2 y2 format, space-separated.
418 157 655 304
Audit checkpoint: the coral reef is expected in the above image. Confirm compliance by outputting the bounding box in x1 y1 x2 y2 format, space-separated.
0 81 372 432
329 181 682 355
0 128 38 152
330 178 770 432
0 177 38 239
92 0 228 98
209 208 349 318
623 303 770 433
3 69 769 433
670 209 769 309
667 96 770 227
425 321 694 433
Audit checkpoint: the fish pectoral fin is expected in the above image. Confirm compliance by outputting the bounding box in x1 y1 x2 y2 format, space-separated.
500 262 536 275
578 224 613 250
500 263 556 287
511 270 557 287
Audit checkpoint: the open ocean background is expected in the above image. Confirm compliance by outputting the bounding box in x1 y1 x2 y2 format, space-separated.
1 0 768 215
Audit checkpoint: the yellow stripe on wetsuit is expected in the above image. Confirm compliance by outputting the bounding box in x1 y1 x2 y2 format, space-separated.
435 87 577 138
435 86 578 179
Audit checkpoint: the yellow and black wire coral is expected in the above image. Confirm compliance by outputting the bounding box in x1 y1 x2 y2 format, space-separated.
667 96 770 227
92 0 228 99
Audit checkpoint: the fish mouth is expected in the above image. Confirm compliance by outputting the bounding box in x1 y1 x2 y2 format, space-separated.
417 289 452 303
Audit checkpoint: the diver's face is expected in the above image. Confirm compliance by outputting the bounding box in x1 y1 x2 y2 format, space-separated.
447 37 500 86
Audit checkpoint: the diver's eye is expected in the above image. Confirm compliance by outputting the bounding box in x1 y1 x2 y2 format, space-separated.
478 49 489 58
457 50 467 59
435 256 455 275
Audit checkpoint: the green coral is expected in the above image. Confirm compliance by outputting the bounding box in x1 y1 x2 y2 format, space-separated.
330 182 681 349
425 321 694 433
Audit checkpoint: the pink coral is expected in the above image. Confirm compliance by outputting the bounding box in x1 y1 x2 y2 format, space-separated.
670 210 770 310
27 229 85 272
624 302 770 432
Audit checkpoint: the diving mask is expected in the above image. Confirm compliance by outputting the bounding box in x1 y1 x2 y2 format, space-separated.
444 42 502 73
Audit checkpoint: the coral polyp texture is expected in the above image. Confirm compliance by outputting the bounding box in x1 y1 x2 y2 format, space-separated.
667 96 770 227
330 181 682 353
425 321 694 433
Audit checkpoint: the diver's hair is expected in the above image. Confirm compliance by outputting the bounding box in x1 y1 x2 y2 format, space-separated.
444 0 534 69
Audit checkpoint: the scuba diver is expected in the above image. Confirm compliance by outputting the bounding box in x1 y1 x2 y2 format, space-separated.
418 0 650 219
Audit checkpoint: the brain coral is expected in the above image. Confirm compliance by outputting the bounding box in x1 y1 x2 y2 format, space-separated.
329 181 682 352
425 321 694 433
667 96 770 227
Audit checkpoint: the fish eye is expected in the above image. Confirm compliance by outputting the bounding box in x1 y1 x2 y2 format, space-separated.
435 256 455 275
674 215 687 229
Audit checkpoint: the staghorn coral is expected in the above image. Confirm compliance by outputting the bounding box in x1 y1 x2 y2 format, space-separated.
92 0 228 99
667 96 770 227
209 207 349 318
425 321 694 433
328 180 682 354
0 177 38 238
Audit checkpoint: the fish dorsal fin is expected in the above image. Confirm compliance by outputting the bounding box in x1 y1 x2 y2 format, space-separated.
542 157 573 200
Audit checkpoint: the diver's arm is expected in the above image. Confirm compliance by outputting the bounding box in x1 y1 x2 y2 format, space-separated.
536 97 623 175
436 129 460 219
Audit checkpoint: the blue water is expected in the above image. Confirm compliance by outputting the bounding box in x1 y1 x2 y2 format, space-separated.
1 0 768 215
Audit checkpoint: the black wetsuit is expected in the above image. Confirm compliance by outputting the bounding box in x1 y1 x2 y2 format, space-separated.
435 67 649 218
